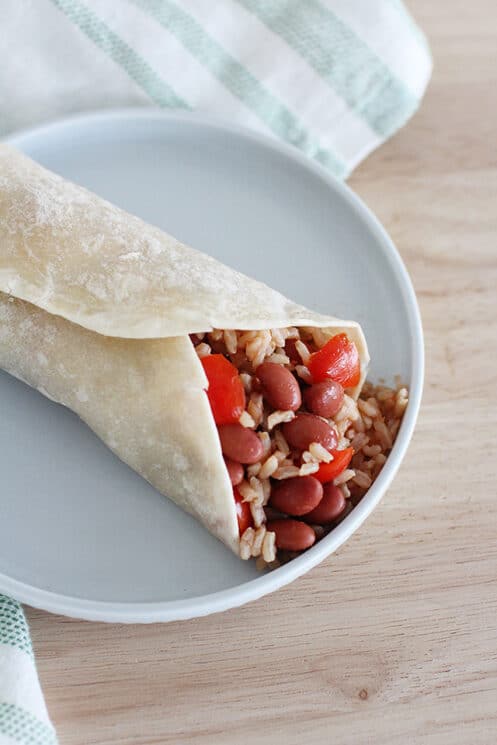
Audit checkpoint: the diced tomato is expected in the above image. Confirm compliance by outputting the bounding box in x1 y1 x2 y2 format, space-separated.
314 447 354 484
201 354 246 425
233 487 253 535
308 333 361 388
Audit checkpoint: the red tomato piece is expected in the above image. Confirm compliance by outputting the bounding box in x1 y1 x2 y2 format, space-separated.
201 354 246 425
233 487 253 535
308 333 360 388
314 447 354 484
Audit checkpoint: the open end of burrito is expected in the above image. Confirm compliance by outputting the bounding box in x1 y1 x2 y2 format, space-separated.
192 326 408 566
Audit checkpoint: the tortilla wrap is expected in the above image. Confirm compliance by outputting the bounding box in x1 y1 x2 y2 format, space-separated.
0 145 369 553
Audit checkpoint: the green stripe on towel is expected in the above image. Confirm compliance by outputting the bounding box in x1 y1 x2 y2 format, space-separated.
0 596 33 658
50 0 189 110
237 0 419 137
131 0 347 177
0 703 57 745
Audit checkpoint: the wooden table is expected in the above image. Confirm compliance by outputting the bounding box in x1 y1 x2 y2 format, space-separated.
26 2 497 742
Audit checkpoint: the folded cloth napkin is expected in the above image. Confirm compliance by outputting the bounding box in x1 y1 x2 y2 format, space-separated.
0 1 431 742
0 598 57 744
0 0 432 175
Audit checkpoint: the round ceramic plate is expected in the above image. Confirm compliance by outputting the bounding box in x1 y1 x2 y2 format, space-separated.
0 110 423 622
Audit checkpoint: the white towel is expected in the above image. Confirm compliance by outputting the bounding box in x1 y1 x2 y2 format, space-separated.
0 0 432 176
0 598 57 744
0 2 431 742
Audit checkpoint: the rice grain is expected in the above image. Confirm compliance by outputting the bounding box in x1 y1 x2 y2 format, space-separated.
250 501 266 529
353 470 372 489
362 444 381 457
262 531 277 562
309 442 333 463
295 340 311 365
258 431 272 457
239 528 255 560
334 469 356 485
350 433 369 452
295 365 312 384
238 480 259 503
273 465 301 480
268 353 290 365
259 455 279 480
273 429 290 456
373 419 393 449
267 409 295 431
195 343 211 359
223 329 238 355
240 372 253 394
271 328 286 347
299 462 319 476
246 462 261 478
239 411 256 428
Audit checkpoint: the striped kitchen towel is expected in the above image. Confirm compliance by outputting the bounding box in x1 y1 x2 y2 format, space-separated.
0 598 57 744
0 1 431 742
0 0 432 178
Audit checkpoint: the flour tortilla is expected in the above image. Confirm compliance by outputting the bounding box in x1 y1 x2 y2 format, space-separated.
0 145 369 553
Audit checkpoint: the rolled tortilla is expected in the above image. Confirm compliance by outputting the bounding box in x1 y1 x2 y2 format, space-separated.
0 145 369 553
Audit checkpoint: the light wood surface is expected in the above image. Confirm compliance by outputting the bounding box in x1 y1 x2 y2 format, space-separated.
26 2 497 743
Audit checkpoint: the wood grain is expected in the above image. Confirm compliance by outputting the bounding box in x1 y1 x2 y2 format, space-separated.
26 2 497 743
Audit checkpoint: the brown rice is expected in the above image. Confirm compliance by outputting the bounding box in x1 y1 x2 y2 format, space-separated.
258 454 279 480
299 462 320 476
195 342 211 358
239 410 256 428
267 409 295 431
308 442 334 463
295 340 311 365
295 365 313 384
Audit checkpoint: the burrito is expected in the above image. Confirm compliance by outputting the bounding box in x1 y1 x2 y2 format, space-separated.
0 145 405 564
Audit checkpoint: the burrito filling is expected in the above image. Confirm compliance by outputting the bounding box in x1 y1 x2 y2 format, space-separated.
192 327 408 567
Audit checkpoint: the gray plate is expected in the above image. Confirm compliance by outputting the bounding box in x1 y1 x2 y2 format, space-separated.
0 110 423 621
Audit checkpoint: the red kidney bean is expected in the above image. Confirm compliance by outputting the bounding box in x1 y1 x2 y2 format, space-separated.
256 362 301 411
266 519 316 551
304 483 346 524
218 423 263 464
270 476 323 516
304 380 344 418
282 413 338 452
224 457 244 486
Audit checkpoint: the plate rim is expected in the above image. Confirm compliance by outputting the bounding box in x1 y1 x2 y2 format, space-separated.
1 108 424 622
